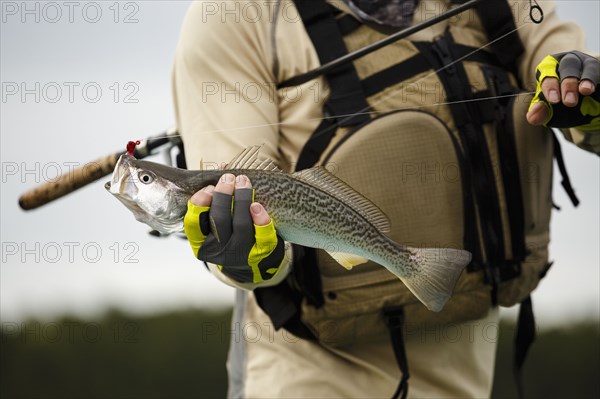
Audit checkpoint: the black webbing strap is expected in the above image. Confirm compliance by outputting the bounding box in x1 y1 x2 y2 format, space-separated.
414 34 505 283
475 0 525 77
363 44 502 98
293 0 370 170
552 132 580 207
254 0 366 341
483 65 528 268
514 296 536 399
449 0 525 66
337 14 363 36
295 118 338 171
253 245 322 340
291 244 325 308
384 307 410 399
254 284 315 340
294 0 368 122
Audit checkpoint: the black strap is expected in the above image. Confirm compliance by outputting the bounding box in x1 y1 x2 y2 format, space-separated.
384 307 410 399
475 0 525 78
291 245 325 308
278 0 486 89
254 284 315 340
293 0 370 170
337 14 363 36
363 44 502 98
415 33 506 286
552 132 580 207
293 0 369 123
253 246 322 340
255 0 364 340
362 54 429 97
483 65 527 266
514 296 536 399
296 118 338 171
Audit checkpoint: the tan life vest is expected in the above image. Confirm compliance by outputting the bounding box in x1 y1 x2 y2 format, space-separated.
255 0 574 347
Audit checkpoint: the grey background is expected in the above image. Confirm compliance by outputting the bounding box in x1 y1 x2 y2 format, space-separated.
1 1 598 326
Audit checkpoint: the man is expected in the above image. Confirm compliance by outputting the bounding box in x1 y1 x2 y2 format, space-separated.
172 0 599 397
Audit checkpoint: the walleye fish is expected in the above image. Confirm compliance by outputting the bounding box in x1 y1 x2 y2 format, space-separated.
106 146 470 311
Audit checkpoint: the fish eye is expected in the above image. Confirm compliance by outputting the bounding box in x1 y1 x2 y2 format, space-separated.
138 172 154 184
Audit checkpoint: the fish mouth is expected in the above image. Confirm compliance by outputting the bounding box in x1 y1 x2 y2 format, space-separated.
105 157 153 225
104 154 187 234
106 154 136 198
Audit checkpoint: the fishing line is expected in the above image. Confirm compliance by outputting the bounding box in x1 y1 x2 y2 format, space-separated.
167 91 535 137
300 23 530 143
167 24 530 139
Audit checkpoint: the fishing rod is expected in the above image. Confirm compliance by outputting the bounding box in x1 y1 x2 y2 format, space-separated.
278 0 543 89
18 128 181 211
17 0 544 211
278 0 486 88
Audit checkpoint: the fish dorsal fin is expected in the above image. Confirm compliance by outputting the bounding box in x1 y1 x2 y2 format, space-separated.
293 167 391 233
227 146 282 172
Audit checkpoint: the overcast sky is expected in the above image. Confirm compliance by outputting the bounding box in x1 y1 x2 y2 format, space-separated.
1 1 598 327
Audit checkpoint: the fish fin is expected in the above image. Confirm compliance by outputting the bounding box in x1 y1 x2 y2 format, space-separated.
396 247 471 312
326 251 369 270
226 146 282 172
292 167 391 233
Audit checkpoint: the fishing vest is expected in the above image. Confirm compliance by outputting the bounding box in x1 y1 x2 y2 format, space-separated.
254 0 579 364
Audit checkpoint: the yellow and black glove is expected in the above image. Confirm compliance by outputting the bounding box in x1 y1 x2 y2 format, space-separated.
530 51 600 130
183 188 285 283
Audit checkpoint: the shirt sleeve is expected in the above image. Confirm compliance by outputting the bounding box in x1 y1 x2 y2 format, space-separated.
172 1 294 289
172 1 283 168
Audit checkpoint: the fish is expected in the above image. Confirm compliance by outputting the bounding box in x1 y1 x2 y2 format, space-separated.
105 146 471 311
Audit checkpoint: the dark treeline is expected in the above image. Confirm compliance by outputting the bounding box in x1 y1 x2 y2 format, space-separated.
1 309 598 398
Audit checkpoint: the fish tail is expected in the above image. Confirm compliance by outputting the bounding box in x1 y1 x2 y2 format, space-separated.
389 246 471 312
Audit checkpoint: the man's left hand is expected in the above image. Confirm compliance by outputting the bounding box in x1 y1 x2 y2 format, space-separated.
527 51 600 130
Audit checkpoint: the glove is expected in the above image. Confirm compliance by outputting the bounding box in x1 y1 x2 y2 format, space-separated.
529 51 600 130
183 179 285 284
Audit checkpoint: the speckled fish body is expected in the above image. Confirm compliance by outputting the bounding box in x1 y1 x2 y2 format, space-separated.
106 147 470 311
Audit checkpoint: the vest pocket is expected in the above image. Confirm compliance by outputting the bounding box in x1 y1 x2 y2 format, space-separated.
300 110 491 345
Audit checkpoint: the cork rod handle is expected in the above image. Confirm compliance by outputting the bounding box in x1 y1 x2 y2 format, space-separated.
18 152 121 211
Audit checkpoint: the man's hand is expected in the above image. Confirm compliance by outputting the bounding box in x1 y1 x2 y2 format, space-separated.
527 51 600 130
183 173 285 283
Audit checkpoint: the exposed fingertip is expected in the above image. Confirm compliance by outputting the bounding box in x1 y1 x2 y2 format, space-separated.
526 110 537 125
526 102 546 125
250 203 271 226
564 91 577 106
191 190 213 206
215 174 236 195
235 175 252 189
222 173 235 184
548 89 560 103
579 80 596 95
250 203 262 215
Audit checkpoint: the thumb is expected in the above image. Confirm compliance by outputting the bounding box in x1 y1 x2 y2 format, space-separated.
527 101 549 126
190 185 215 206
250 203 271 226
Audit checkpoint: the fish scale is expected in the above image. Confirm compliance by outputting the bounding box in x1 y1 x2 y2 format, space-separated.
106 146 471 311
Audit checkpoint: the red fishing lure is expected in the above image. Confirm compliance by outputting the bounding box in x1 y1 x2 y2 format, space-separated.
126 140 141 157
